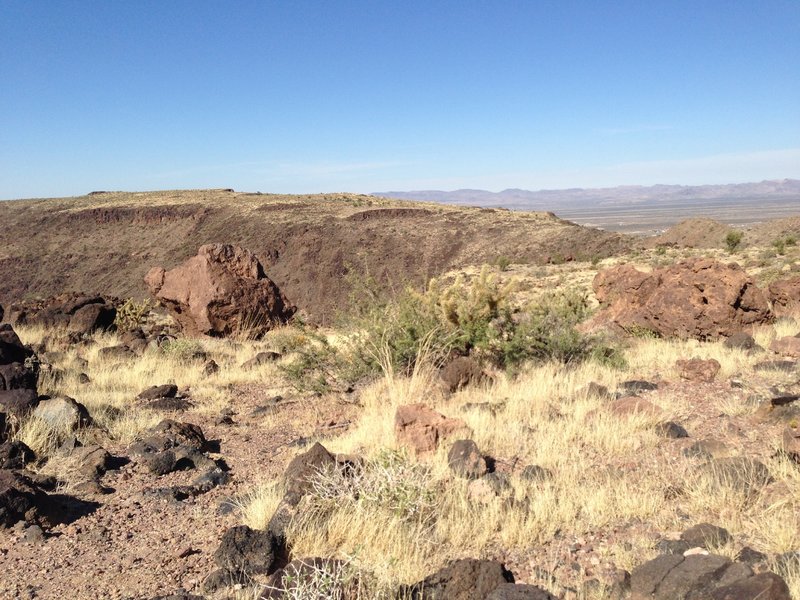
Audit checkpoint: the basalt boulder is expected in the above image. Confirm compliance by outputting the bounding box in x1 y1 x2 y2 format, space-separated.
145 243 295 337
7 294 117 334
590 259 772 340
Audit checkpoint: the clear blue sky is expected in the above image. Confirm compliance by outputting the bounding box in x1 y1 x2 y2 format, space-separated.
2 0 799 199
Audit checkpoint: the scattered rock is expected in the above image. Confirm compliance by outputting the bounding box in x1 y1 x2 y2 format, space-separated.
676 358 721 382
681 523 731 549
0 441 35 469
770 336 800 358
768 276 800 317
67 302 117 335
202 359 219 376
395 403 470 454
405 558 515 599
241 351 280 369
145 243 296 337
590 259 773 340
448 439 488 479
32 396 91 431
701 457 772 494
440 356 485 393
655 421 689 439
97 345 135 362
137 384 178 401
753 360 797 373
0 469 46 527
283 442 336 502
213 525 277 575
0 388 40 419
710 572 792 600
8 294 117 334
724 332 760 351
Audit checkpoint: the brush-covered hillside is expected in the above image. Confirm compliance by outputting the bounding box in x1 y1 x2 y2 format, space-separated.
0 189 631 322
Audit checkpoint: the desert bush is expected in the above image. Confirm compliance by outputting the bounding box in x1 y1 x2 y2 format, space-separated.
160 338 204 360
725 230 744 253
114 298 152 331
493 255 511 271
283 267 617 391
309 449 438 524
773 238 787 255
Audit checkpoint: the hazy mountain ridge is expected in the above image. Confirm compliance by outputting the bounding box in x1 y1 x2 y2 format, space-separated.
378 179 800 210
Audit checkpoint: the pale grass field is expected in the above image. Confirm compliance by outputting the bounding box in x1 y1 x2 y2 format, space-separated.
7 305 800 597
12 323 294 457
235 321 800 598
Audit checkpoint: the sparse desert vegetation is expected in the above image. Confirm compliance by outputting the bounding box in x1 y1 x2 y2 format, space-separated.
1 196 799 599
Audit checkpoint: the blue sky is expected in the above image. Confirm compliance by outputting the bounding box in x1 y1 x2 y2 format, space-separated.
1 0 799 199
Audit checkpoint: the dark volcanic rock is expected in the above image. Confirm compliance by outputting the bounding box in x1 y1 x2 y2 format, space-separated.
283 442 336 503
0 441 35 470
213 525 277 575
447 439 488 479
630 553 789 600
405 559 514 599
681 523 731 549
0 389 39 419
137 384 179 401
0 470 46 527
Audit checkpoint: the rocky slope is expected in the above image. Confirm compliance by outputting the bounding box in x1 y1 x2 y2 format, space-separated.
0 190 630 323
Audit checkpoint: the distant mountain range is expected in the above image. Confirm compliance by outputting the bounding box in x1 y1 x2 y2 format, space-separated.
377 179 800 211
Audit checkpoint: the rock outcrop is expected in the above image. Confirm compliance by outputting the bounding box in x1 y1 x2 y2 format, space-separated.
145 244 295 337
7 294 117 335
768 276 800 317
0 323 39 420
591 259 772 340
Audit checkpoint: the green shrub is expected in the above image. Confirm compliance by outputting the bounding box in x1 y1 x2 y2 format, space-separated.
494 255 511 271
114 298 152 331
725 230 744 253
284 267 619 391
773 238 787 255
785 235 797 247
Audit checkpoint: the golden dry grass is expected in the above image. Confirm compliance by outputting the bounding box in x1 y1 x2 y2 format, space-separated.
233 318 800 597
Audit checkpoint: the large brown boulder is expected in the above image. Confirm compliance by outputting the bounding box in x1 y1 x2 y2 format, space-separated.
768 276 800 317
145 244 295 337
591 259 772 340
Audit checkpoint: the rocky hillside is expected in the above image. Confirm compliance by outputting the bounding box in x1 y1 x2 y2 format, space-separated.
0 189 630 323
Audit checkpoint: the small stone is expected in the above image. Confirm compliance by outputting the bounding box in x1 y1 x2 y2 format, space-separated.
655 421 689 439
